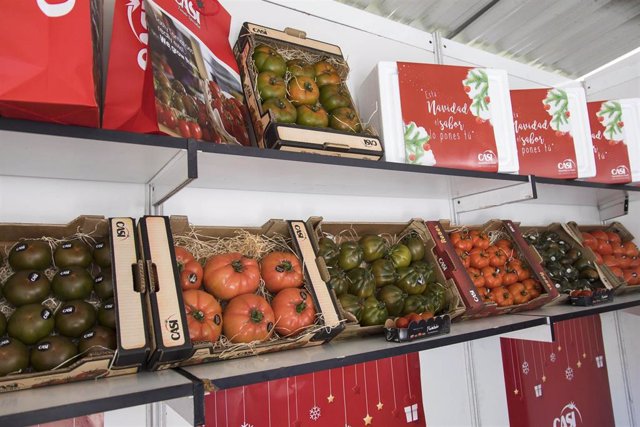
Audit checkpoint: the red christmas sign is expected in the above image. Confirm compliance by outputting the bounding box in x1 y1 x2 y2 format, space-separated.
501 315 614 427
397 62 501 172
205 353 426 427
511 89 579 179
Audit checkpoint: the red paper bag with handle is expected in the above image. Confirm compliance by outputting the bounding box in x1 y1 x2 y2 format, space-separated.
103 0 250 145
0 0 101 127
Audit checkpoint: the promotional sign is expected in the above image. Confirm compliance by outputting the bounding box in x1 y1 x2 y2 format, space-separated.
501 315 615 427
511 87 595 179
587 99 640 184
396 62 518 173
205 353 426 426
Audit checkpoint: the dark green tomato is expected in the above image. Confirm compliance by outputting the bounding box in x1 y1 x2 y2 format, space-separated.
574 258 594 271
93 240 112 269
0 312 5 336
562 266 579 281
403 236 426 262
565 248 582 263
52 267 93 301
54 240 93 268
361 297 388 326
338 294 364 322
78 326 117 353
286 59 315 78
31 335 78 372
423 282 447 314
338 241 363 271
262 97 297 124
7 304 54 345
327 267 350 297
395 266 428 295
253 50 286 77
387 244 412 269
580 268 599 282
296 104 329 128
317 237 339 267
98 299 116 329
256 71 286 101
318 84 351 112
330 107 362 133
371 259 397 287
55 300 97 338
3 271 51 306
410 260 435 284
402 295 425 316
377 285 407 317
94 271 114 300
8 240 52 271
347 268 376 298
0 338 29 376
358 235 387 263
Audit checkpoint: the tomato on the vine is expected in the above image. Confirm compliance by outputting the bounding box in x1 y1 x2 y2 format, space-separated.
164 109 177 129
188 122 203 140
178 119 191 138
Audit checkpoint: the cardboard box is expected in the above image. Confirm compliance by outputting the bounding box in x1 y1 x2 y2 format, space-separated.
144 216 343 369
0 216 149 392
518 223 616 305
233 22 383 159
424 220 558 318
306 218 466 339
565 222 636 293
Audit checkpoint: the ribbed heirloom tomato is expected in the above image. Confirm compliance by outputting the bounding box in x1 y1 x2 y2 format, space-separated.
204 253 260 300
271 288 316 336
260 251 304 293
175 246 203 291
183 289 222 342
222 294 275 343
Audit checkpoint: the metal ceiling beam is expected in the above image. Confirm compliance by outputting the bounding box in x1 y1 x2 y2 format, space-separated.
447 0 502 39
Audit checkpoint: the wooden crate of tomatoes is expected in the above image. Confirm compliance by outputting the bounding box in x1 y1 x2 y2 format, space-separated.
425 220 558 318
143 216 343 368
565 222 637 293
233 22 383 159
307 218 465 340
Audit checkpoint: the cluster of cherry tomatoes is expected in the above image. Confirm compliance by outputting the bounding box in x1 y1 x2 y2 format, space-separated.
175 247 316 345
581 229 640 286
450 230 544 307
393 311 433 329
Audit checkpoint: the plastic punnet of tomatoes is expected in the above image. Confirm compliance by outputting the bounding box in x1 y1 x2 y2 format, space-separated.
0 216 148 393
565 222 639 293
307 217 465 340
520 224 616 306
424 220 558 318
233 22 383 159
144 216 343 368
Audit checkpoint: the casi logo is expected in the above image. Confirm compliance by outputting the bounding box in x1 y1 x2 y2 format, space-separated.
469 289 480 303
437 257 448 272
116 220 129 239
364 139 378 147
165 315 182 341
611 165 629 176
126 0 148 71
477 150 497 164
37 0 75 17
293 224 306 240
175 0 201 26
251 27 268 35
557 159 576 171
552 402 583 427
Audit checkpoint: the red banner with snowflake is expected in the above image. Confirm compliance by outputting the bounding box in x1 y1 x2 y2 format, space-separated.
501 315 614 427
205 353 426 427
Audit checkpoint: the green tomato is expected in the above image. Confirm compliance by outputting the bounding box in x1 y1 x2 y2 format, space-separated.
262 98 297 124
346 267 376 298
396 266 428 295
338 294 364 322
338 241 363 271
403 236 426 262
358 235 387 263
361 297 388 326
256 71 286 101
296 104 329 128
318 84 351 112
318 237 339 267
411 260 435 284
253 50 286 77
286 59 315 78
377 285 407 317
327 267 349 297
423 282 447 314
370 259 397 287
402 295 425 316
388 244 412 269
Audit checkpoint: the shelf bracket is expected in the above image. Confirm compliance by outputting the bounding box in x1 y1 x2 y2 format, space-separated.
599 193 628 222
452 176 536 222
146 139 198 215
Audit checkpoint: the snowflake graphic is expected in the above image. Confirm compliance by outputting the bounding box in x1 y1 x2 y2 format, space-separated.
521 361 530 375
565 367 574 381
550 353 557 363
240 423 253 427
309 406 321 421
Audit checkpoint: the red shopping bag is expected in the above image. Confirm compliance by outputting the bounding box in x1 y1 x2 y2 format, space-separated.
103 0 250 145
0 0 101 127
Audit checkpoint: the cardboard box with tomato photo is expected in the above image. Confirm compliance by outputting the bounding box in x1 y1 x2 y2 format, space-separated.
138 216 343 369
0 216 150 393
306 217 465 340
564 222 638 293
518 223 617 306
233 22 383 159
424 220 558 318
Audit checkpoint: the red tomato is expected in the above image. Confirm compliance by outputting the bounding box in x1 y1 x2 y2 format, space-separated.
469 250 490 269
612 242 625 256
482 266 504 289
222 294 275 343
607 231 621 244
617 255 632 269
581 232 597 248
420 311 434 320
603 254 619 268
515 265 531 281
203 253 261 300
610 266 624 279
468 267 485 288
591 230 609 241
597 240 613 256
629 256 640 268
488 247 507 267
395 317 409 328
188 122 203 140
164 109 177 129
495 239 513 251
623 269 639 286
502 267 519 286
183 289 222 342
450 232 473 252
623 241 640 258
594 251 604 264
271 288 316 336
455 248 471 269
470 230 490 250
178 119 191 138
260 251 304 293
175 246 203 291
408 313 422 325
